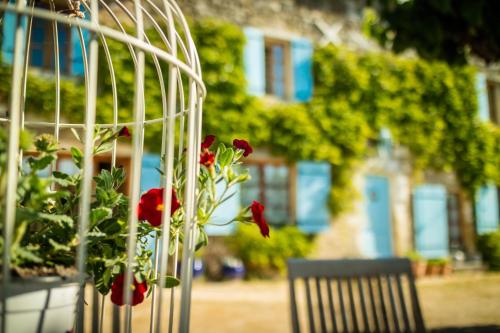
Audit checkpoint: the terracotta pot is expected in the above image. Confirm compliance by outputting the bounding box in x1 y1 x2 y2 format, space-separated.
426 264 441 276
439 262 453 276
411 261 427 278
0 277 79 333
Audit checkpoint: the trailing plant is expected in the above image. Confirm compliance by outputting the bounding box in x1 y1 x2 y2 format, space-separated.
0 127 269 306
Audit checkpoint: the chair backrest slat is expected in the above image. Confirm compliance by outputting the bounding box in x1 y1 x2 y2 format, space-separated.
356 276 370 331
367 277 381 333
346 277 360 332
305 277 317 333
288 258 426 333
290 278 300 333
315 278 328 333
337 278 349 331
396 274 411 332
376 274 390 331
326 278 339 333
386 275 401 333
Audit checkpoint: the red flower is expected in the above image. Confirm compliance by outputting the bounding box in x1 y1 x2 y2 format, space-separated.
250 201 270 238
233 139 253 157
201 135 216 150
118 127 131 138
110 274 148 306
200 150 215 167
138 188 180 226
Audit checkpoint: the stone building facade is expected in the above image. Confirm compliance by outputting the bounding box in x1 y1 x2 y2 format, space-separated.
174 0 500 264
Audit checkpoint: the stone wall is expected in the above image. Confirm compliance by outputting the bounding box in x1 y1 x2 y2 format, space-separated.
177 0 363 41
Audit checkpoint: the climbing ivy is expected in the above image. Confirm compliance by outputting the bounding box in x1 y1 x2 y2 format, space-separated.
1 18 498 216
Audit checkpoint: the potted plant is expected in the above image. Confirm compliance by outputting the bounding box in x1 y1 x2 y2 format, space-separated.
0 129 269 332
426 258 448 276
406 251 427 278
437 258 452 276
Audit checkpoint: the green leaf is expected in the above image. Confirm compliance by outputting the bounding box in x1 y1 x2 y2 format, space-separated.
218 149 234 168
195 227 208 251
87 230 107 240
38 213 74 227
90 207 112 226
71 147 83 168
12 247 43 264
28 155 54 171
70 128 81 142
49 239 71 252
103 268 112 286
164 276 181 288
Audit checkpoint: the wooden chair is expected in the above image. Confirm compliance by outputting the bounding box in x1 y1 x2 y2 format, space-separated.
287 258 426 333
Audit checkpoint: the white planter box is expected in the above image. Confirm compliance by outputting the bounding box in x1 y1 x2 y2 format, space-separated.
0 278 79 333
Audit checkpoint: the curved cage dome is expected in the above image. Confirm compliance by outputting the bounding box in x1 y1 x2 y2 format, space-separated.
0 0 205 331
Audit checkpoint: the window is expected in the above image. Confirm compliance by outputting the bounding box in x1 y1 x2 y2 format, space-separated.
244 27 313 101
264 39 291 99
30 18 72 74
241 163 291 226
487 80 500 125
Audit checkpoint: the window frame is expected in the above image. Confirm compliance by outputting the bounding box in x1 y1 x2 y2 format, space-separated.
241 158 296 226
264 37 293 101
487 80 500 125
29 16 73 75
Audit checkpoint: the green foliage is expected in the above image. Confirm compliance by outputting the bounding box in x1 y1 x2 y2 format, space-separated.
313 45 500 199
0 127 159 295
190 19 269 146
406 250 424 262
477 230 500 271
226 225 314 278
366 1 500 64
1 17 498 217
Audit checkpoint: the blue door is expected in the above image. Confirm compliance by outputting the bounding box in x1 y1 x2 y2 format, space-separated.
361 176 393 258
476 185 499 235
413 184 449 258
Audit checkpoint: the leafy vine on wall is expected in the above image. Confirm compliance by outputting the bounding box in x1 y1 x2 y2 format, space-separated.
1 18 498 217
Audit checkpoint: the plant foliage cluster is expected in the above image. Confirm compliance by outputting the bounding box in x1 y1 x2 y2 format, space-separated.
477 230 500 271
0 127 159 296
226 224 314 278
1 18 498 216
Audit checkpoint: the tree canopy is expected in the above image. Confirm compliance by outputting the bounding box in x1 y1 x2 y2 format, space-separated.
368 0 500 64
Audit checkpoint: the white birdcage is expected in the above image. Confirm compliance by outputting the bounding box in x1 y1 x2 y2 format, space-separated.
0 0 205 331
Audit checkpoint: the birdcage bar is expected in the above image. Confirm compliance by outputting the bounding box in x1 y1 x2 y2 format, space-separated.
2 0 27 308
1 0 205 330
0 3 207 93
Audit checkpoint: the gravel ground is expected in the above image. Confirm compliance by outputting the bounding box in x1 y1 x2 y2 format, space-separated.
94 272 500 332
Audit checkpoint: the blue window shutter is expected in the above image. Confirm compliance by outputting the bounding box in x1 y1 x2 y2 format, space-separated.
1 3 27 65
140 154 161 193
30 19 46 68
206 182 240 236
243 27 265 96
413 184 449 259
296 161 330 234
476 185 499 235
58 24 70 73
476 73 490 122
70 24 90 76
291 38 313 102
361 176 393 258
